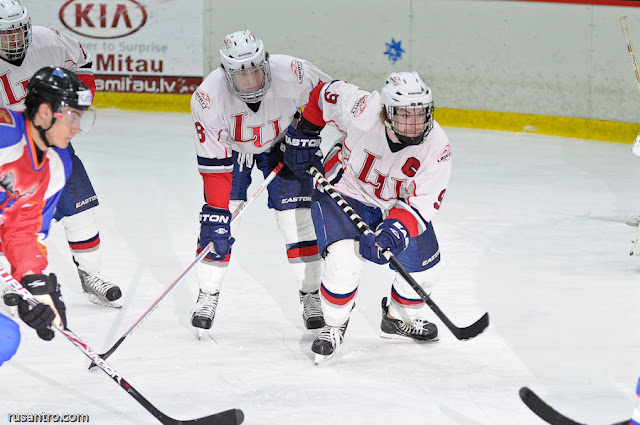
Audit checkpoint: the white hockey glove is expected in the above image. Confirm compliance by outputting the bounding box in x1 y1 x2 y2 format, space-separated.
632 132 640 157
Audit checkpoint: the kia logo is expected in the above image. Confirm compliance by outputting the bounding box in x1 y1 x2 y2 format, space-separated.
59 0 147 39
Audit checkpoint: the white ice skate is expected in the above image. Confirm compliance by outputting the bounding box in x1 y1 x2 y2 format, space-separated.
311 320 349 365
1 282 18 316
78 269 122 308
191 289 219 340
299 290 325 330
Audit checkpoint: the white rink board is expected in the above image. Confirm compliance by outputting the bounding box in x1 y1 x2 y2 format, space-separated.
203 0 640 123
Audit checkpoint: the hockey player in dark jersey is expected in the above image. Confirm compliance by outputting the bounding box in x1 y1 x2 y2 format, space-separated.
0 66 93 342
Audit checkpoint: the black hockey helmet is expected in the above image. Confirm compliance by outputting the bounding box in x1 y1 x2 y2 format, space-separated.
24 66 93 120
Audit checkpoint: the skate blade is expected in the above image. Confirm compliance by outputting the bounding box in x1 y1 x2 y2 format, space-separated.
314 352 337 365
379 329 439 342
191 326 206 341
313 343 344 365
87 294 122 309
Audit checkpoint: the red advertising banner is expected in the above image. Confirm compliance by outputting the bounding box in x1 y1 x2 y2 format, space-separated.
95 75 202 94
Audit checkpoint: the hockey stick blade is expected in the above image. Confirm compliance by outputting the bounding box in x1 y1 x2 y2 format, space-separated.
88 336 125 370
164 408 244 425
519 387 629 425
451 311 489 340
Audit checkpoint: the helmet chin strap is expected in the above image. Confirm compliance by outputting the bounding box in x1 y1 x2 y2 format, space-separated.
34 117 56 148
384 122 401 144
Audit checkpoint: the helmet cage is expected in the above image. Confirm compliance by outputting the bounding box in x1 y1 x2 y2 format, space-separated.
381 71 434 145
0 0 31 62
386 104 434 145
223 61 271 103
219 30 271 103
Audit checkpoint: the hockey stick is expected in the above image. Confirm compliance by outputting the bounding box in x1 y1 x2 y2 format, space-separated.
0 268 244 425
308 166 489 340
619 15 640 94
88 161 284 368
519 387 629 425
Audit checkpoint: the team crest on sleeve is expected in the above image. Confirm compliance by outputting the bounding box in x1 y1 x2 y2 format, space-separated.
0 108 15 127
350 95 367 117
290 60 304 84
195 90 211 109
437 145 452 162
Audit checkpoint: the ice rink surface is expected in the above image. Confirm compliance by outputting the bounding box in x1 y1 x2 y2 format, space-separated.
1 109 639 425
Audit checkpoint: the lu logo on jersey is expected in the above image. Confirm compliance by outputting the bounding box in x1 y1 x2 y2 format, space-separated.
231 113 282 148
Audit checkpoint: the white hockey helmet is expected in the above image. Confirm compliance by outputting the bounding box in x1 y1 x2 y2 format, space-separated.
219 29 271 103
381 71 434 145
0 0 31 62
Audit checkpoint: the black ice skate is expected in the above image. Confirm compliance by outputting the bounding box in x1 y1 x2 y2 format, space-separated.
78 269 122 308
311 319 349 365
191 289 219 340
380 297 438 342
299 290 325 330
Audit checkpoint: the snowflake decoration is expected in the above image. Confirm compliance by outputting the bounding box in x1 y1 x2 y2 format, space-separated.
384 38 405 63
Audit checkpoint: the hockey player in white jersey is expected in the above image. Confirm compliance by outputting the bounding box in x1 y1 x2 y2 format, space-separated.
630 132 640 256
0 0 122 309
281 71 452 363
189 29 330 337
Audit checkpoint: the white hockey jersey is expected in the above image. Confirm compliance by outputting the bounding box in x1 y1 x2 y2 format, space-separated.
191 54 331 175
306 80 452 236
0 26 93 110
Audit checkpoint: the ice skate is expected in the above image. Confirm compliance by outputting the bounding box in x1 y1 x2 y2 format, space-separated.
191 289 219 340
631 223 640 256
626 216 640 227
78 269 122 308
311 319 349 365
299 290 325 329
1 282 18 316
380 297 438 342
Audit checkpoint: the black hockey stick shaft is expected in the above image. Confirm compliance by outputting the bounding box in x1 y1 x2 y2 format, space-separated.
88 162 284 369
308 166 489 340
519 387 629 425
0 268 244 425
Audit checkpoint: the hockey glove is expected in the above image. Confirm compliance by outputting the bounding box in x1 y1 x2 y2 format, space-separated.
17 273 67 341
267 144 296 180
282 125 324 179
199 205 234 261
359 219 410 265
